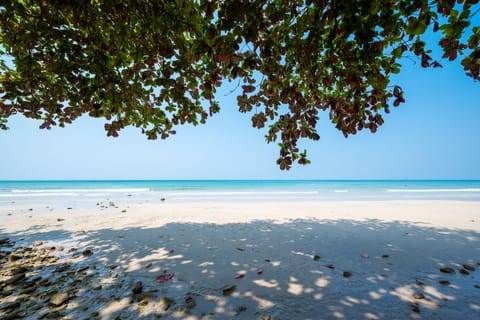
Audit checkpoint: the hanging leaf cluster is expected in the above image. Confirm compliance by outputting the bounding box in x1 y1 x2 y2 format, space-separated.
1 0 478 169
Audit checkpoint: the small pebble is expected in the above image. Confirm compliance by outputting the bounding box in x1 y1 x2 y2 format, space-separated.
440 267 455 274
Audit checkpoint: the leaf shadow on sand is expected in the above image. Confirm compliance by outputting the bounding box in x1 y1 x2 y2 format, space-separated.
2 218 480 320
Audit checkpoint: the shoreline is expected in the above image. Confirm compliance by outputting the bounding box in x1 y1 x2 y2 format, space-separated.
1 200 480 319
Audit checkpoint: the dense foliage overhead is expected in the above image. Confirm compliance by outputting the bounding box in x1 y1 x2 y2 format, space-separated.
1 0 479 169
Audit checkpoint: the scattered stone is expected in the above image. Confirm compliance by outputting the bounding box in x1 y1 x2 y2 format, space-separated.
8 253 23 262
6 272 26 285
343 271 352 278
49 292 70 307
0 237 10 245
160 198 166 202
410 304 420 313
93 285 102 290
137 299 149 307
158 296 174 311
222 284 236 296
413 292 425 300
313 255 320 261
132 281 143 294
82 248 93 256
145 262 152 269
440 267 455 274
439 280 451 286
57 218 65 222
381 254 390 258
237 305 247 313
459 269 470 275
28 208 33 211
67 207 72 210
185 296 196 309
474 284 480 289
463 264 475 271
77 266 89 273
121 210 127 213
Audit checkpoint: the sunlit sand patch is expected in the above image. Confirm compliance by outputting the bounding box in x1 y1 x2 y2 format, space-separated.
99 297 131 317
244 291 275 308
288 282 304 295
253 279 279 288
315 277 330 288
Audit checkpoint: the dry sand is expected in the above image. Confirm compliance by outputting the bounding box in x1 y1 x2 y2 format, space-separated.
1 200 480 319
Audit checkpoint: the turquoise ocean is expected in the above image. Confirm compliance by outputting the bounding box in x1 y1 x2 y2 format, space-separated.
1 180 480 207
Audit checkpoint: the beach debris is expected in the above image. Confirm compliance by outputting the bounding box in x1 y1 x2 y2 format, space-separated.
49 292 71 307
82 248 93 257
416 279 426 287
459 268 470 275
236 247 245 252
360 253 369 259
155 273 175 283
325 263 335 270
440 267 455 274
235 273 245 279
381 254 390 258
158 296 174 311
222 284 236 296
257 269 264 275
313 255 320 261
343 271 352 278
413 292 425 300
439 280 451 286
33 240 43 247
132 281 143 294
463 264 475 271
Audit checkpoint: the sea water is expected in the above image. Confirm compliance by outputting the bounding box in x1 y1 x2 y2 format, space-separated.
1 180 480 208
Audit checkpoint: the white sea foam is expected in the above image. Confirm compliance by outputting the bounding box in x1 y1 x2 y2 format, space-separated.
10 188 149 193
386 189 480 193
334 190 349 193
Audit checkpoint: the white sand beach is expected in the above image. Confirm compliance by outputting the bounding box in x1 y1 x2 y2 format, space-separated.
1 200 480 319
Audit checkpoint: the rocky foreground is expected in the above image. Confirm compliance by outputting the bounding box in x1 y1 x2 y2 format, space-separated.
0 237 229 320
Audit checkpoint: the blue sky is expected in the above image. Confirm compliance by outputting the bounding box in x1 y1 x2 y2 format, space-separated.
1 42 480 180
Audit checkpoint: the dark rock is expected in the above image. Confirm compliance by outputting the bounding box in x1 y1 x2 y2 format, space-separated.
6 273 25 285
463 264 475 271
439 280 451 285
82 248 93 256
57 218 65 222
8 253 23 262
459 269 470 275
0 238 10 245
185 296 196 309
410 304 420 313
474 284 480 289
137 299 149 307
313 255 320 261
440 267 455 274
132 281 143 294
222 284 236 296
343 271 352 278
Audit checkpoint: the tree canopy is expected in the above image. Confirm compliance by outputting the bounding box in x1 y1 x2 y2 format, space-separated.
1 0 479 169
